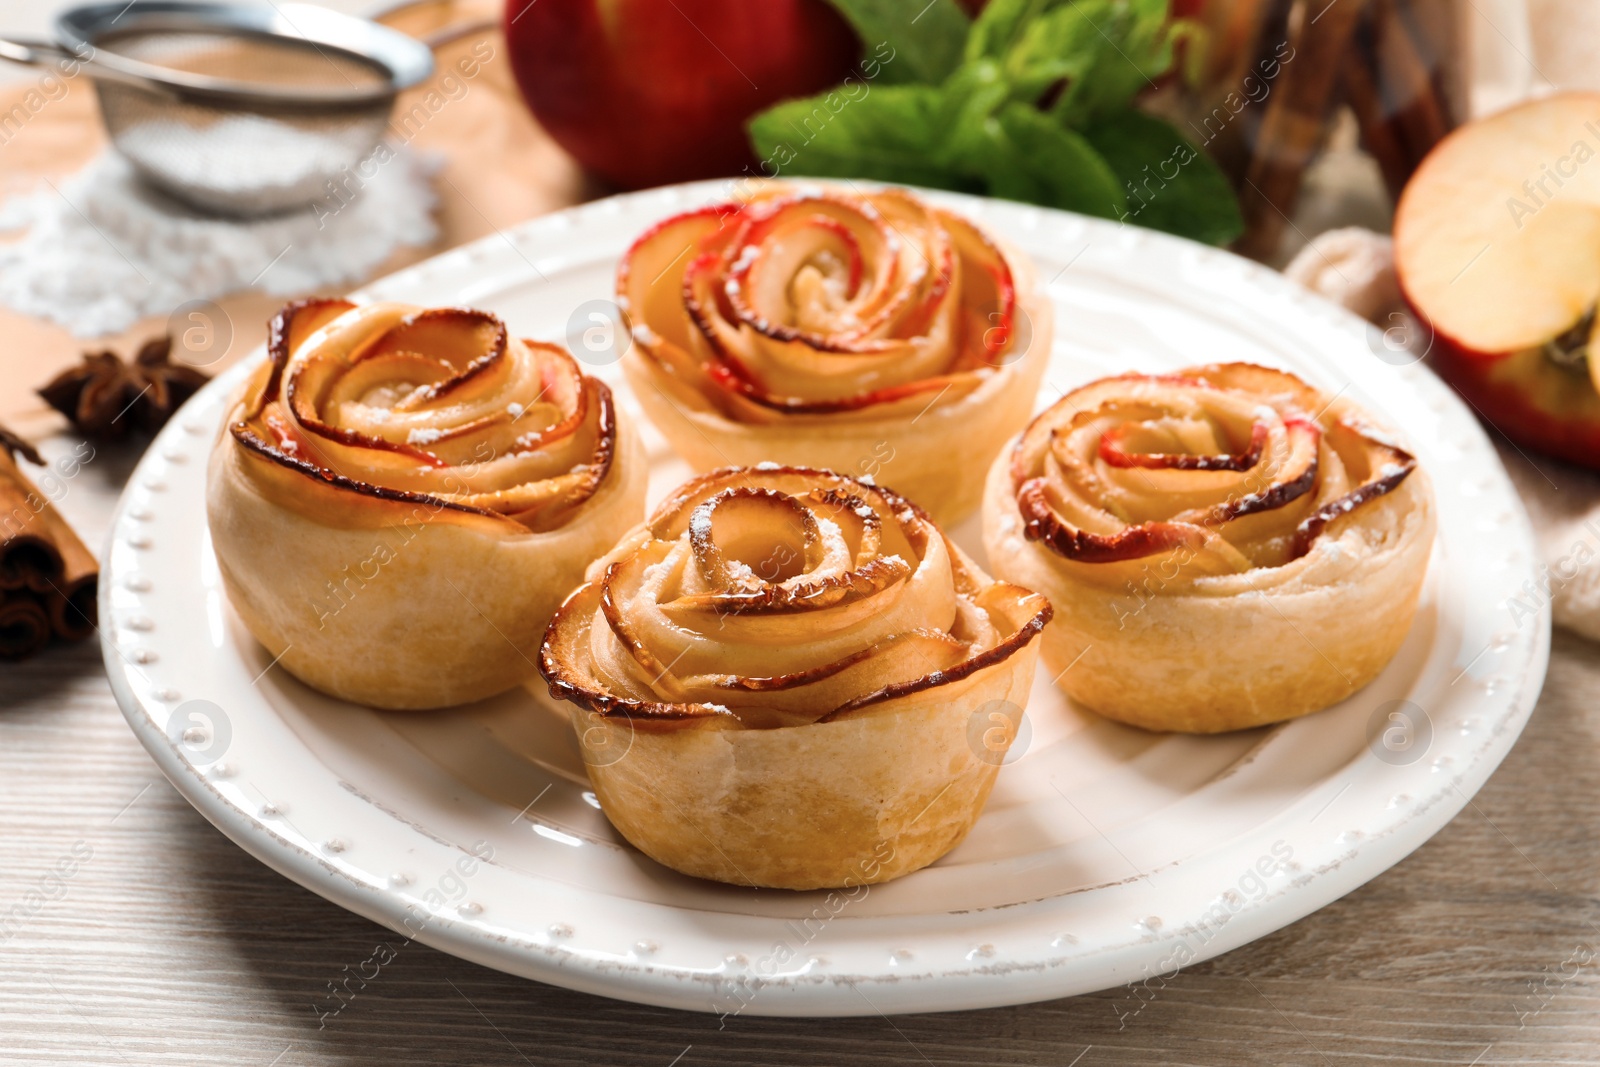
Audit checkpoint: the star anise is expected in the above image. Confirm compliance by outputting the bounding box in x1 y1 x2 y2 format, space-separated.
0 423 43 466
38 336 211 440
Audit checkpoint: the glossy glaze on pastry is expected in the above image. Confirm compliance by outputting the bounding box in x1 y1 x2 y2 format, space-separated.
207 299 647 709
617 183 1052 522
541 464 1051 889
983 362 1435 733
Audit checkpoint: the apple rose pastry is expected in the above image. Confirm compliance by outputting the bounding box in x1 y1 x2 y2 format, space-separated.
207 299 647 710
618 185 1052 523
540 465 1051 890
983 363 1435 734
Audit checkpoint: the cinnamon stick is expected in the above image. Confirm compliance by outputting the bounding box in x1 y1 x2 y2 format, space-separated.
1371 0 1450 166
0 597 51 661
1394 0 1462 128
0 532 62 593
1236 0 1373 260
1206 0 1294 184
0 426 99 654
1343 24 1414 201
45 531 98 642
0 454 78 598
0 429 59 594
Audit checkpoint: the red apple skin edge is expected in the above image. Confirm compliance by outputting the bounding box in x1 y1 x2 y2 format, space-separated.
1416 334 1600 469
503 0 862 190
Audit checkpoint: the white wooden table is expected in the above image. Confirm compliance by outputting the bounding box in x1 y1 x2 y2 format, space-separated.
3 429 1599 1066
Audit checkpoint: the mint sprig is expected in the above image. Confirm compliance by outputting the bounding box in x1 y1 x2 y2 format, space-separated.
747 0 1243 246
822 0 971 84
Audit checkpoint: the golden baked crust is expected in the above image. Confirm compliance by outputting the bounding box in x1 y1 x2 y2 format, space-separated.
982 362 1436 733
206 300 647 710
617 183 1052 523
540 465 1051 890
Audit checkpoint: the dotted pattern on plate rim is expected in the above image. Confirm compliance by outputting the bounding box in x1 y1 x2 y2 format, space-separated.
104 180 1553 990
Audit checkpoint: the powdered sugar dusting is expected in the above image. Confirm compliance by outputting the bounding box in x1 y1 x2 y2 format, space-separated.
731 244 761 273
0 147 438 337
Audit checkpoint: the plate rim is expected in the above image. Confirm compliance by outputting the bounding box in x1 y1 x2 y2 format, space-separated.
101 178 1553 1016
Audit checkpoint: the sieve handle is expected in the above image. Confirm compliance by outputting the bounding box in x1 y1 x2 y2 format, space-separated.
0 36 175 95
0 36 70 68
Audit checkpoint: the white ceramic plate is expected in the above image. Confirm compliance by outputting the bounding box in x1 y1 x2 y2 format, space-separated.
103 181 1549 1017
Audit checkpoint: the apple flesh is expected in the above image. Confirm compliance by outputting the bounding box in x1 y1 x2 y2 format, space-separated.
503 0 862 190
1394 92 1600 468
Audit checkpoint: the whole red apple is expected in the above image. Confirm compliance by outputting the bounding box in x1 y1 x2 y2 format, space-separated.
1394 92 1600 469
504 0 862 190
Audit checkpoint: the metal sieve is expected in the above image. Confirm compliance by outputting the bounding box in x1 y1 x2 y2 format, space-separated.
0 1 435 216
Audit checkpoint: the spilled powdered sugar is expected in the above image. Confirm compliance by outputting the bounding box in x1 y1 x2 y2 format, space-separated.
0 147 438 336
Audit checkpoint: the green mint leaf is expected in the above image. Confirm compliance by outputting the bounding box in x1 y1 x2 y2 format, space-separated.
748 85 971 190
822 0 971 85
981 102 1126 218
746 3 1238 248
1000 2 1109 104
933 59 1019 166
964 0 1178 121
1081 108 1243 244
966 0 1065 64
1048 0 1177 125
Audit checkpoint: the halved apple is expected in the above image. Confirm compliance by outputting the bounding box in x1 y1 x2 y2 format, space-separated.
1394 92 1600 468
